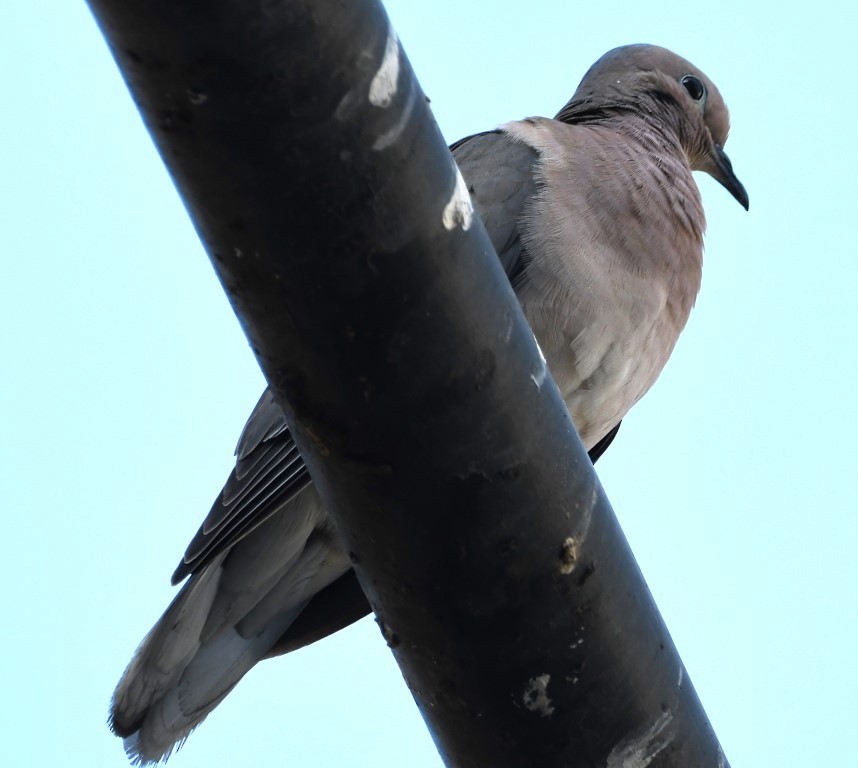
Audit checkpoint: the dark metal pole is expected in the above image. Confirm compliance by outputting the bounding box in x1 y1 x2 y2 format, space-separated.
87 1 729 766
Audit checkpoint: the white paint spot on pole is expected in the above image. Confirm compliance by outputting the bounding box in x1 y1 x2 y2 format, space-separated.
606 710 674 768
186 88 208 106
442 166 474 231
373 85 416 151
503 315 514 343
522 674 554 717
334 90 358 122
559 536 578 575
530 334 547 388
369 26 400 108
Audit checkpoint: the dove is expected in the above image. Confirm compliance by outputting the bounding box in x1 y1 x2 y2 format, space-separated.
109 43 748 764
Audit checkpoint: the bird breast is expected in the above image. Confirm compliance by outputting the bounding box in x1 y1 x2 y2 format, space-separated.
504 118 704 450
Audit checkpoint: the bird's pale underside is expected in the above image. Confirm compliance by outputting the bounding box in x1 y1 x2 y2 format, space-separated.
109 44 748 764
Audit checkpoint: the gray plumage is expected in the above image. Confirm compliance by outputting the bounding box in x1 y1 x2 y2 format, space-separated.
110 44 748 764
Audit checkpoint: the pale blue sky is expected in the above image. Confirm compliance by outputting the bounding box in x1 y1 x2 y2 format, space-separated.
2 1 855 766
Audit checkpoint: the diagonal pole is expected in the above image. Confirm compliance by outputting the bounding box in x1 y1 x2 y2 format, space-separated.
87 0 729 765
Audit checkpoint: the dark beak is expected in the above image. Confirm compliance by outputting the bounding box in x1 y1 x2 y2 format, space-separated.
711 144 749 210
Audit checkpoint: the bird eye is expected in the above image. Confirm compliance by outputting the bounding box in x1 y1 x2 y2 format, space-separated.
681 75 706 102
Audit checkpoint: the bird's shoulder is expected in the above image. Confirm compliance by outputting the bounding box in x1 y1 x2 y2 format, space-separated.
451 129 540 284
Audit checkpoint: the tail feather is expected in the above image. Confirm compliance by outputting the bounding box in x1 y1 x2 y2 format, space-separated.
198 495 323 643
111 554 227 738
109 490 352 765
121 607 303 765
238 535 332 638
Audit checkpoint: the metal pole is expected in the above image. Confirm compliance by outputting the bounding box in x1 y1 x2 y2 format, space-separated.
87 0 729 765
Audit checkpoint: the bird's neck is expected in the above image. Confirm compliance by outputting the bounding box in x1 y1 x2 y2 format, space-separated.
560 105 707 250
557 94 694 168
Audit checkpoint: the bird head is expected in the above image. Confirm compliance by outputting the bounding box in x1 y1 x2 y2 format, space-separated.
558 44 749 211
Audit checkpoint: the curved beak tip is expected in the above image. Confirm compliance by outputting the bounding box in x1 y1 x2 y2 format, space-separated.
735 184 750 211
713 144 749 211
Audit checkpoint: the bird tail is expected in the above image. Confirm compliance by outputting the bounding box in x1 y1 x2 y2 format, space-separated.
108 553 305 765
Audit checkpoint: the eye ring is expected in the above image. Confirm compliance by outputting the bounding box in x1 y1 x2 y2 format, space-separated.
680 74 706 102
